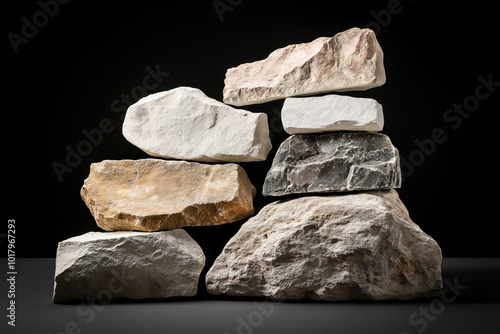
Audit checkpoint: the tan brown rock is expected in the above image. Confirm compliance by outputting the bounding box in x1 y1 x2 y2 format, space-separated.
223 27 386 106
81 159 256 231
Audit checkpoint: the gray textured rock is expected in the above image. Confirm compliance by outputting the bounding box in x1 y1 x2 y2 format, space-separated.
81 159 256 231
263 132 401 196
223 27 386 106
282 94 384 134
206 190 442 301
123 86 271 162
53 230 205 303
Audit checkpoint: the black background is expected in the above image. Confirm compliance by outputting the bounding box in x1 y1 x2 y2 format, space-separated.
4 0 499 265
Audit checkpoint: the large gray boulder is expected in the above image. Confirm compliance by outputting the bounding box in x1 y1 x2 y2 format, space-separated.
206 190 442 301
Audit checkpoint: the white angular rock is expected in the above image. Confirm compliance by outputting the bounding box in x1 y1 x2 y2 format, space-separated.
53 230 205 303
282 94 384 134
123 86 272 162
223 27 386 106
206 190 442 301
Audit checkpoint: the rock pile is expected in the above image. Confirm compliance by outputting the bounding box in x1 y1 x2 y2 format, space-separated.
53 88 269 303
54 27 442 304
206 27 442 301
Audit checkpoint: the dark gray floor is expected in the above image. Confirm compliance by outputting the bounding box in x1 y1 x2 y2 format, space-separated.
2 258 499 334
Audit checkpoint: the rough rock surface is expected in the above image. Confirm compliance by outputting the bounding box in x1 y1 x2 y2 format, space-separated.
206 190 442 301
53 230 205 303
282 94 384 134
81 159 256 231
123 86 271 162
262 132 401 196
223 27 386 106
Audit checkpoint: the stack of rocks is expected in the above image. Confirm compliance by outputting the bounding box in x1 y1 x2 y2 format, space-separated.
206 27 443 301
53 27 442 304
52 88 272 303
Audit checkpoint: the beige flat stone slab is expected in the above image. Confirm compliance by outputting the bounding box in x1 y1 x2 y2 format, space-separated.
81 159 256 231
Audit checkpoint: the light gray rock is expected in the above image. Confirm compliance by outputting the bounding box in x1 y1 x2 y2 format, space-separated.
223 27 386 106
53 230 205 303
206 190 443 301
81 159 256 231
262 132 401 196
282 94 384 134
122 86 271 162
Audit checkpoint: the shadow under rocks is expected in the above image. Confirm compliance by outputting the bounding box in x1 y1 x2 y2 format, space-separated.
196 258 500 305
49 258 500 305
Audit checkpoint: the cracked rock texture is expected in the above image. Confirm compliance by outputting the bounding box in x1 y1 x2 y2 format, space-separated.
81 159 256 231
282 94 384 134
223 27 385 106
123 86 271 162
206 190 442 301
53 230 205 303
263 132 401 196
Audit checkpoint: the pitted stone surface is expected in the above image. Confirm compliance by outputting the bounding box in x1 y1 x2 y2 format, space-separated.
206 190 442 301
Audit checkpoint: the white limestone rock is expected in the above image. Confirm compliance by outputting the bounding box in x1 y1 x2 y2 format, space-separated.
282 94 384 134
122 86 271 162
223 27 386 106
53 230 205 303
206 190 442 301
